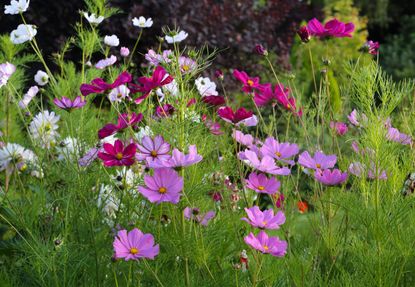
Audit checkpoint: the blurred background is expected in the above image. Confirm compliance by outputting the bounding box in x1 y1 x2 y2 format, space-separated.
1 0 414 81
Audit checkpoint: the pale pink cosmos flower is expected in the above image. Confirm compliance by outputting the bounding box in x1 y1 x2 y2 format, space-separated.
298 151 337 170
95 55 117 69
183 207 215 226
314 169 348 186
0 62 16 87
178 56 197 74
245 172 281 194
347 109 367 127
242 206 285 229
233 130 255 147
120 47 130 57
239 149 291 175
387 127 412 145
244 230 287 257
348 162 387 180
136 135 171 165
149 145 203 169
113 228 159 261
260 136 299 165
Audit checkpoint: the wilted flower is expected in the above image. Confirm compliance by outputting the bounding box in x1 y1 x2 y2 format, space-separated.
363 40 380 55
254 44 267 56
183 207 215 226
53 96 86 111
260 137 299 165
298 151 337 170
4 0 30 14
132 16 153 28
306 18 355 38
104 35 119 47
29 110 60 148
165 30 188 44
245 172 281 194
239 150 290 175
330 121 348 136
108 85 130 103
136 135 171 164
34 70 48 86
242 206 285 229
113 228 159 261
233 69 261 93
83 12 104 24
244 230 287 257
80 71 132 96
297 26 310 43
98 139 136 167
95 55 117 69
138 168 184 204
10 24 37 44
314 169 348 186
0 62 16 88
18 86 38 109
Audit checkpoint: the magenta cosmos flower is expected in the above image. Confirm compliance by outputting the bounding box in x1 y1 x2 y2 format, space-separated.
113 228 159 261
245 172 281 194
202 95 226 107
307 18 355 38
53 96 86 111
297 26 311 43
314 169 348 186
138 168 184 204
244 230 287 257
240 150 290 175
330 121 348 136
98 112 143 139
131 66 174 104
260 136 299 165
233 69 262 93
298 151 337 170
364 40 380 55
80 71 132 96
218 106 258 127
98 140 136 166
136 135 171 164
183 207 215 226
242 206 285 229
255 84 302 116
155 104 175 118
149 145 203 169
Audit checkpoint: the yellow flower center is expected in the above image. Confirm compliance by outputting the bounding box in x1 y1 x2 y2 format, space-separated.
263 245 269 251
151 150 158 157
247 79 254 86
258 185 265 191
159 187 167 194
19 164 27 172
286 104 291 109
275 152 281 157
117 93 123 98
262 221 267 226
182 65 190 71
316 163 321 169
115 152 123 160
130 247 139 255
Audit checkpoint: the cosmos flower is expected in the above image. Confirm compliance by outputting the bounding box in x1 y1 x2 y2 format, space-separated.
348 162 387 180
29 110 60 148
97 184 119 226
233 130 255 147
314 169 348 186
10 24 37 44
306 18 355 38
195 77 219 97
203 119 223 136
120 47 130 57
98 112 143 139
95 55 117 69
254 44 267 56
83 12 104 24
330 121 348 136
0 62 16 88
97 139 136 167
245 172 281 194
244 230 287 257
0 143 39 176
108 85 130 102
347 109 367 127
201 95 225 106
363 40 380 55
156 80 179 100
297 26 311 43
178 56 197 74
217 106 257 127
298 151 337 170
138 168 184 204
149 145 203 169
144 49 172 66
18 86 38 109
260 137 299 165
113 228 159 261
233 69 261 93
53 96 86 111
104 35 119 47
242 206 285 229
387 127 412 145
165 30 188 44
240 150 290 175
56 137 82 161
155 104 175 118
34 70 48 86
183 207 215 226
80 71 132 96
132 16 153 28
136 135 171 164
4 0 30 14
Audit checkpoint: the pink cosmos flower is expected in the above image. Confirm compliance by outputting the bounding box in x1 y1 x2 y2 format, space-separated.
233 130 255 147
138 168 184 204
218 106 257 127
347 109 367 127
387 127 412 145
314 169 348 186
145 49 172 66
149 145 203 169
132 66 174 104
183 207 215 226
245 172 281 194
53 96 86 111
348 162 387 180
202 95 226 106
0 62 16 87
242 206 285 229
98 112 143 139
136 135 171 164
330 121 348 136
244 230 287 257
240 150 291 175
19 86 39 109
155 104 175 118
113 228 159 261
178 56 197 74
120 47 130 57
307 18 355 38
297 26 311 43
298 151 337 170
260 137 299 165
233 69 262 93
98 139 136 166
364 40 379 55
80 71 132 96
204 119 223 136
95 55 117 69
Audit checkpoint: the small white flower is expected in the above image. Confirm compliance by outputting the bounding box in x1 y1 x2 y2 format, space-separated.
56 137 83 161
0 62 16 88
10 24 37 44
18 85 39 109
34 70 49 86
134 126 153 141
165 30 188 44
132 16 153 28
83 12 104 24
4 0 30 15
104 35 119 47
108 85 130 103
95 55 117 69
29 110 60 148
195 77 218 97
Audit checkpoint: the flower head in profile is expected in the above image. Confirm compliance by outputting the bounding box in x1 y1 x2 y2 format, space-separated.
5 0 30 15
254 44 267 56
132 16 153 28
183 207 215 226
347 109 367 127
98 112 143 139
10 24 37 44
95 55 117 70
83 12 104 24
138 168 184 204
314 169 348 186
34 70 48 86
307 18 355 38
165 30 188 44
260 137 299 165
348 162 387 180
242 206 285 229
80 71 132 96
104 35 119 47
218 106 257 127
240 150 290 175
244 230 287 257
387 127 412 145
233 69 261 93
29 110 60 148
113 228 159 261
245 172 280 194
297 26 311 43
0 62 16 88
53 96 86 111
145 49 172 66
136 135 171 164
330 121 348 136
155 104 175 118
298 151 337 170
19 86 39 109
363 40 380 55
98 139 136 167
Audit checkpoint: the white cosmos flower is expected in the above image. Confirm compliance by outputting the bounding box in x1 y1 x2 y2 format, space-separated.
56 137 83 161
97 184 120 226
95 55 117 69
134 126 153 141
29 110 60 148
195 77 218 97
18 85 39 109
83 12 104 24
132 16 153 28
34 70 48 86
0 143 41 177
104 35 119 47
0 62 16 88
111 167 140 190
10 24 37 44
165 30 188 44
156 80 179 100
4 0 30 15
108 85 130 103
